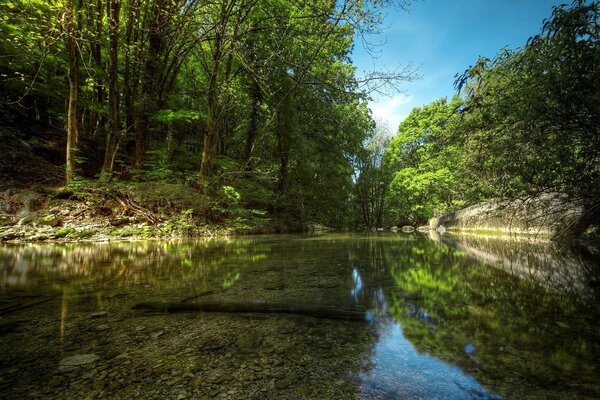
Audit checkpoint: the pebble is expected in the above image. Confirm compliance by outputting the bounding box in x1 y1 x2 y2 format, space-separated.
96 324 110 331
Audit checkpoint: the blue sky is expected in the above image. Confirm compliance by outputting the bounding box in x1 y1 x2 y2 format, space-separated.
351 0 565 133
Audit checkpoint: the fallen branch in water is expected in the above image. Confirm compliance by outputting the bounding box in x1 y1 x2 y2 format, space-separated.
132 301 367 321
180 289 223 303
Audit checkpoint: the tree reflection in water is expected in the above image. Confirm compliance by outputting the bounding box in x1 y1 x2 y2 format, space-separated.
0 233 598 399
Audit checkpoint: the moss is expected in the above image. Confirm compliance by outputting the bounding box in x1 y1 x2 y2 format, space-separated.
70 229 95 239
39 214 59 227
54 227 75 238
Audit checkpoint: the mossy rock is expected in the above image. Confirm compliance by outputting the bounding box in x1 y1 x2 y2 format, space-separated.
54 226 76 238
39 214 59 227
17 214 39 226
71 229 95 238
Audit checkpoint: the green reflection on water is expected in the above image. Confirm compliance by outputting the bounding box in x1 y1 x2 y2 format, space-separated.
0 233 599 399
382 235 600 399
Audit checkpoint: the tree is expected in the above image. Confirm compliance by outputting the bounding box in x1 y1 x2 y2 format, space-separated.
63 0 80 184
383 97 467 225
353 127 389 228
455 0 600 236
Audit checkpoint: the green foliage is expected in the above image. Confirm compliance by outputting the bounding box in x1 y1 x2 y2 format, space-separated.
453 1 600 230
0 0 415 230
152 109 205 124
383 97 468 225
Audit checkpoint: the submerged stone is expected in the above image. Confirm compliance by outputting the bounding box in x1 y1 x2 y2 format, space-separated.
88 311 108 318
59 354 101 367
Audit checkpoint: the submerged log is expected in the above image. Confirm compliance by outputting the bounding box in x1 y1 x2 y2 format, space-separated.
132 301 367 321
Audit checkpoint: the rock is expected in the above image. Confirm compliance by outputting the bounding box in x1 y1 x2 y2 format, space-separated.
0 213 13 226
59 354 101 367
275 377 292 390
236 331 262 350
390 226 398 232
401 225 415 233
54 226 75 238
416 225 429 232
192 377 203 387
96 325 110 331
88 311 108 318
17 214 39 226
376 227 384 231
0 199 10 213
428 193 586 238
39 214 59 227
27 232 49 241
306 222 332 232
151 330 164 339
0 228 20 241
437 225 446 234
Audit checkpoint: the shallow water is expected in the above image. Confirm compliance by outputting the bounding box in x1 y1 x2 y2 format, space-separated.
0 233 599 399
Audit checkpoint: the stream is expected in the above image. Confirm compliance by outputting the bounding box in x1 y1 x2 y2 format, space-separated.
0 232 599 399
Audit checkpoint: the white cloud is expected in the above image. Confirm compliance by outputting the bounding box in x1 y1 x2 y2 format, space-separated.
369 94 414 134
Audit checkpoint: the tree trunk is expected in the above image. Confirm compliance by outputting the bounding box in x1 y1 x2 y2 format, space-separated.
243 77 261 172
199 3 228 182
65 0 79 185
101 0 121 180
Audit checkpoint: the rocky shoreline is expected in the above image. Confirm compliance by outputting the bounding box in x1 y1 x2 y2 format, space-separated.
0 186 270 243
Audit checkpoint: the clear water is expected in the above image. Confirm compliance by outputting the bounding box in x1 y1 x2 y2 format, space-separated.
0 233 598 399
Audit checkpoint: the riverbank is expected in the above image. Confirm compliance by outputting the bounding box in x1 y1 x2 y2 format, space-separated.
0 182 294 243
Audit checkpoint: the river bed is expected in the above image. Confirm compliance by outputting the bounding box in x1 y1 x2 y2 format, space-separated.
0 233 599 399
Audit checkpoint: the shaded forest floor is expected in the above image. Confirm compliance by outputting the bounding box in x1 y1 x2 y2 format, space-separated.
0 182 297 243
0 115 308 242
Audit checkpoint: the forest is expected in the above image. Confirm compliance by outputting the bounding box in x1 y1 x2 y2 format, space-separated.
0 0 598 236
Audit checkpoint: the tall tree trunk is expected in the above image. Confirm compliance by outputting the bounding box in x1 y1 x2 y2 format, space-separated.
101 0 121 180
276 118 289 197
65 0 79 185
199 2 228 182
243 77 261 172
124 0 139 162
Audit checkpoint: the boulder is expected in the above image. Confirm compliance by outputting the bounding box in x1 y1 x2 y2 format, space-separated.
428 193 586 238
401 225 415 233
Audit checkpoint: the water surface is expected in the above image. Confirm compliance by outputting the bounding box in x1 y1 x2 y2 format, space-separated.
0 233 598 399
